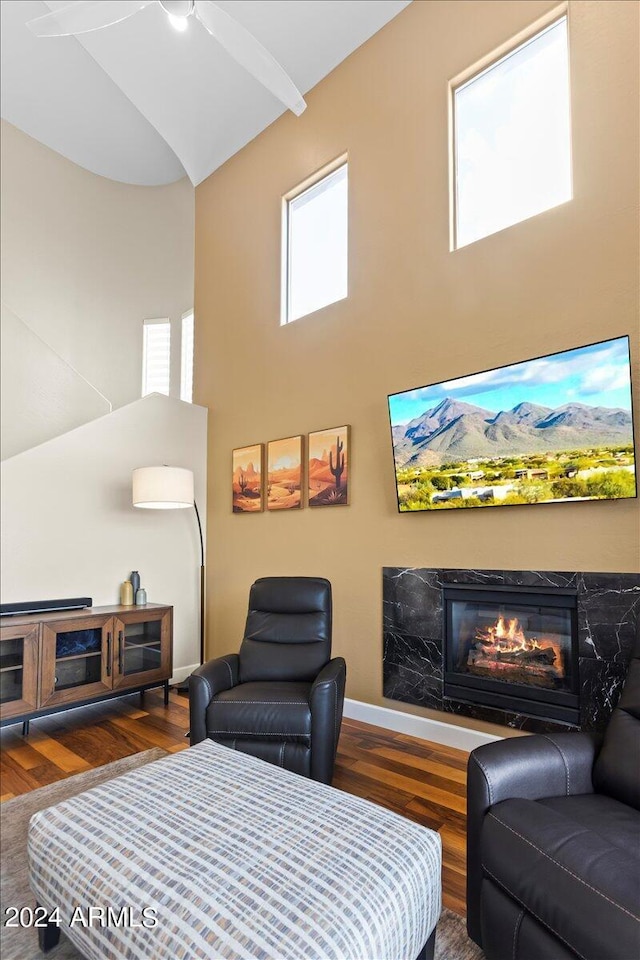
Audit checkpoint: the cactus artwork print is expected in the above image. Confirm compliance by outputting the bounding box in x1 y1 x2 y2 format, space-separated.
267 436 304 510
308 426 350 506
232 444 264 512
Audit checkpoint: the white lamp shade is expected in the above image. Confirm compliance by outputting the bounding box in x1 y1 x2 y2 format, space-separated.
132 466 194 509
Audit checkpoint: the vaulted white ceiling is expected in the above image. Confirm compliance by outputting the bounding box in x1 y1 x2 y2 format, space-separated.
1 0 411 186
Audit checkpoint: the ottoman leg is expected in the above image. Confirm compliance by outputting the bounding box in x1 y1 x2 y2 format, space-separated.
416 927 436 960
37 906 60 954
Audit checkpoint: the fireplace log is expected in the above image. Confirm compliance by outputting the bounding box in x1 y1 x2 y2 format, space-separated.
468 644 558 665
495 647 557 665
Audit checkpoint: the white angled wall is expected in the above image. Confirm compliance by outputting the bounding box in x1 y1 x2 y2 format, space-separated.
0 394 207 680
0 120 195 457
1 303 112 460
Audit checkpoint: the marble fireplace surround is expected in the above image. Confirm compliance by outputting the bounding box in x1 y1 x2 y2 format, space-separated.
383 568 640 733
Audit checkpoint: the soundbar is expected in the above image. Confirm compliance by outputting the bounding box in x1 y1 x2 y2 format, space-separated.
0 598 92 617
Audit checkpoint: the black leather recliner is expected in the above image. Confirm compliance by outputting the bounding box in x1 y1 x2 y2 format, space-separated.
189 577 346 784
467 641 640 960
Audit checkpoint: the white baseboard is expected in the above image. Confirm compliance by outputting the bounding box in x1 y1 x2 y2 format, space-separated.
343 697 502 752
171 663 199 684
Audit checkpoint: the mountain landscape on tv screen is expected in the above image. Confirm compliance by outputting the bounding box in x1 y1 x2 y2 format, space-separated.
392 397 634 468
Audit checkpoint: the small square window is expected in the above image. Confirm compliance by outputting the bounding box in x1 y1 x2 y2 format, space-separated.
282 161 348 324
142 319 170 397
453 15 572 249
180 311 194 403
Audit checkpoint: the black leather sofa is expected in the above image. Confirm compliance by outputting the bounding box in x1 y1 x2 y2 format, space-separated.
189 577 346 784
467 643 640 960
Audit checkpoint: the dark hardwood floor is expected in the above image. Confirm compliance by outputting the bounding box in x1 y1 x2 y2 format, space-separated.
0 690 468 916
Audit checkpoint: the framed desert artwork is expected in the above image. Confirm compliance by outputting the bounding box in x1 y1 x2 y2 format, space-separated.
232 444 264 512
308 425 350 506
267 436 303 510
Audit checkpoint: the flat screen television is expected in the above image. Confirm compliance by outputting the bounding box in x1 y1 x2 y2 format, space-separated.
388 336 636 513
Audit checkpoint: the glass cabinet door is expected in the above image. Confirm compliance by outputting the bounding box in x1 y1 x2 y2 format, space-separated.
0 624 39 719
113 609 172 688
40 616 113 707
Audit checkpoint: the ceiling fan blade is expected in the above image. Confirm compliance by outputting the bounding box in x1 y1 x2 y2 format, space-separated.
27 0 154 38
194 0 306 116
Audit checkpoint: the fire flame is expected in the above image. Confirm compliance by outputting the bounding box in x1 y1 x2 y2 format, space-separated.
478 615 545 653
475 615 564 673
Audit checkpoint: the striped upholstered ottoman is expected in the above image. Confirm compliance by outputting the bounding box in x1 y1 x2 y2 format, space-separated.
28 740 442 960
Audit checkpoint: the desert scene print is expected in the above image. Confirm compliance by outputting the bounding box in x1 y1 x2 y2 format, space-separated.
388 337 636 512
267 436 303 510
232 444 263 512
308 426 350 506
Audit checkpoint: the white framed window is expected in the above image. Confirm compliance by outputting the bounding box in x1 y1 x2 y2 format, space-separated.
282 159 348 324
142 319 171 397
180 310 194 403
452 12 572 249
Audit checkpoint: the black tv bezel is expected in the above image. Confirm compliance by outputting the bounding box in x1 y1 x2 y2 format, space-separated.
387 334 637 515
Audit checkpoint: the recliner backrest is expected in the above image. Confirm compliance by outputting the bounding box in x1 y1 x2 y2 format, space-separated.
238 577 332 683
593 640 640 810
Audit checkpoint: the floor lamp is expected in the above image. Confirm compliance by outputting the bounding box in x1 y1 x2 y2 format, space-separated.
132 465 205 692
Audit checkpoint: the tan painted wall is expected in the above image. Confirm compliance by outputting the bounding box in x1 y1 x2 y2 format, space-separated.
195 0 640 736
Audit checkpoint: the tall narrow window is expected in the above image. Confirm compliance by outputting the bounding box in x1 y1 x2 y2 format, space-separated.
180 311 194 403
283 160 348 324
142 319 171 397
453 15 571 249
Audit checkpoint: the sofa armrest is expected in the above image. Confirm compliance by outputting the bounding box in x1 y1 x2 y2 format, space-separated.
310 657 346 785
469 731 599 809
189 655 239 746
467 732 600 946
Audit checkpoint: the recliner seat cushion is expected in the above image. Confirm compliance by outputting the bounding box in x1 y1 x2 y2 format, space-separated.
481 797 640 960
538 793 640 853
206 681 311 742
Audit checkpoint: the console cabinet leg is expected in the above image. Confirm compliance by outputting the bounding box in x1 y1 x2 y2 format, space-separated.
22 719 30 737
37 906 61 954
164 680 170 706
416 928 436 960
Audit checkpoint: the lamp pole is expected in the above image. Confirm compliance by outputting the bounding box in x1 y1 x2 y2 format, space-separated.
194 500 205 668
132 465 206 693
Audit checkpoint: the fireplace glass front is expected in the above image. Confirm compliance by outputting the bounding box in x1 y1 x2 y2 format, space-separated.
443 586 579 724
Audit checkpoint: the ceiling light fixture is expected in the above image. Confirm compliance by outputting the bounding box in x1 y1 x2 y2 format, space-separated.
161 1 192 32
27 0 307 116
167 13 188 32
160 1 194 17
